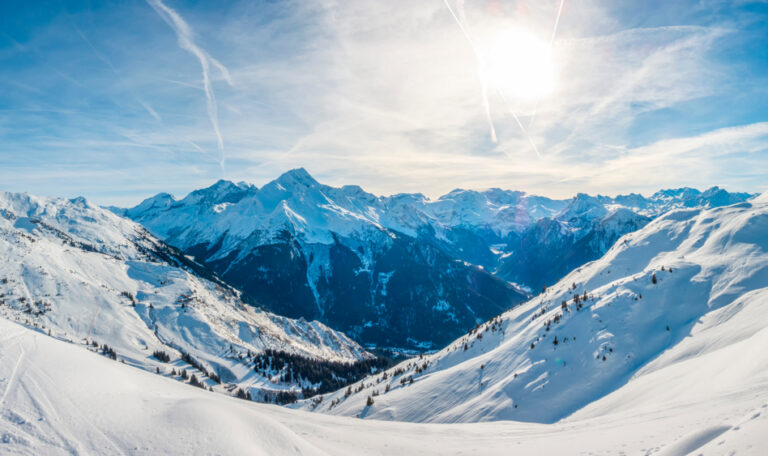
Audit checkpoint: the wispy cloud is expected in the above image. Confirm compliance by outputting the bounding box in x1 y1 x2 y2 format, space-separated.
140 101 162 122
71 23 119 76
146 0 232 170
554 122 768 194
1 0 766 204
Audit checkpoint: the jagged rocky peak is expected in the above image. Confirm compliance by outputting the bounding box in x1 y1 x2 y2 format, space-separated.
337 185 380 206
182 179 254 206
610 192 647 208
255 168 324 204
557 193 608 223
441 188 467 198
651 187 701 201
644 186 758 214
602 206 649 224
699 185 753 206
127 192 177 215
483 188 526 205
384 192 428 205
274 167 321 188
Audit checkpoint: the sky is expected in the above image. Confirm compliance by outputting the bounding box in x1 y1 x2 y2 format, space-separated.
0 0 767 206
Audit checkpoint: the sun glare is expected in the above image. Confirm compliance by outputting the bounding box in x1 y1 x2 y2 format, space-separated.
480 29 555 102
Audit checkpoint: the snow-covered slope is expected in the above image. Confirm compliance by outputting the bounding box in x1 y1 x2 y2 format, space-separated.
0 191 370 401
305 196 768 424
497 187 755 291
2 316 766 455
497 206 653 291
119 169 530 350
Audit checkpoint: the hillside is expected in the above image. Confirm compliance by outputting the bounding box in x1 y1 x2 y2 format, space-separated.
303 196 768 424
0 191 373 402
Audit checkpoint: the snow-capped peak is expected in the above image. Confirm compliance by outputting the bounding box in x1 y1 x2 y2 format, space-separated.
123 192 176 217
181 179 253 206
274 167 320 188
555 193 608 227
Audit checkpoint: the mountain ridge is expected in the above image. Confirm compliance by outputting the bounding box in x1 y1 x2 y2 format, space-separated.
115 169 754 350
303 195 768 423
0 190 377 402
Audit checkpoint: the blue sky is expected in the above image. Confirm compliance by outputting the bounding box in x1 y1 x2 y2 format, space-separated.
1 0 767 206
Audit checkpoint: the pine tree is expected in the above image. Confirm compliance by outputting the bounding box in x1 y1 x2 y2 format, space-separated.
152 350 171 363
235 388 251 400
189 374 204 388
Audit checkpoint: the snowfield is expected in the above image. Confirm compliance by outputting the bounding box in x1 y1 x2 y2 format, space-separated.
1 317 766 455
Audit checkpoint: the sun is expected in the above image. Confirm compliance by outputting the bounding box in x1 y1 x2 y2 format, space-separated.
479 29 556 102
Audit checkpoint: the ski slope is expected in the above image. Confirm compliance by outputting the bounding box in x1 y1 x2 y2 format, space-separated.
305 196 768 428
1 316 766 455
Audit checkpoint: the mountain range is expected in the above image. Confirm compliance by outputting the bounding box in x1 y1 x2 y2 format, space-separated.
302 192 768 424
116 168 755 350
0 191 375 401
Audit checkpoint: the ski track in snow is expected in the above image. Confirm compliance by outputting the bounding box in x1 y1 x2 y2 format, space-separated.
0 341 24 409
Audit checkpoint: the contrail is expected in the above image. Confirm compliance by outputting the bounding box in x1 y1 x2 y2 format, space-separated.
528 0 566 130
442 0 538 155
147 0 232 171
496 88 541 158
442 0 497 142
140 101 162 122
73 24 119 76
481 80 498 143
549 0 566 47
